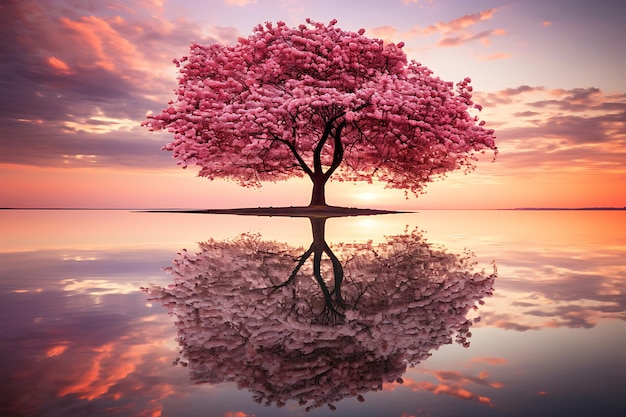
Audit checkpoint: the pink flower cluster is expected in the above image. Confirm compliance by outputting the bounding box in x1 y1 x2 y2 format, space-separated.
144 19 496 195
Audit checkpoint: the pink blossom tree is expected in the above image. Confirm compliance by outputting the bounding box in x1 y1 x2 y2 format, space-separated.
144 19 496 206
144 225 496 410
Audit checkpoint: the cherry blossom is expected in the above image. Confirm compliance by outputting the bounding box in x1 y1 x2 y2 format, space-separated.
144 19 497 205
145 220 496 410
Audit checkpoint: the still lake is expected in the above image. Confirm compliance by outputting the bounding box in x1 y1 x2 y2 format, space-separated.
1 209 624 417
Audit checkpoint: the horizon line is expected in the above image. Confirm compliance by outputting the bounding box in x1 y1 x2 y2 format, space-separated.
1 206 625 211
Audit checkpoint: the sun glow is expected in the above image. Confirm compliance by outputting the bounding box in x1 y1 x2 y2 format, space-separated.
357 192 378 201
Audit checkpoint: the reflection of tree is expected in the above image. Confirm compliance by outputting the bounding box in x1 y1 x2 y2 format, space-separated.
145 219 496 411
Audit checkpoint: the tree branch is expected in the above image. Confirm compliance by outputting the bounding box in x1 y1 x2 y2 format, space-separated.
313 121 334 175
272 135 314 177
323 121 346 181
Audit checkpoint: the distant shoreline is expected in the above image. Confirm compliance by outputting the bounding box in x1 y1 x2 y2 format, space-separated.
502 207 626 211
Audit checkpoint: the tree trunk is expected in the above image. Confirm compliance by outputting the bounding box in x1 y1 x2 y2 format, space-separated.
309 216 327 246
309 175 327 207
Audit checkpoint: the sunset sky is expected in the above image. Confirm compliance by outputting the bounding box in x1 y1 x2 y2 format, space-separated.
1 0 624 209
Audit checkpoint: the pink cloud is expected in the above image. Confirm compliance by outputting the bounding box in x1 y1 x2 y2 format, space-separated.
382 363 505 408
0 0 246 170
470 357 508 366
430 369 503 389
370 25 400 41
424 9 499 35
59 15 135 72
477 52 511 61
372 8 506 50
388 374 496 406
225 0 257 6
47 56 72 74
436 28 506 47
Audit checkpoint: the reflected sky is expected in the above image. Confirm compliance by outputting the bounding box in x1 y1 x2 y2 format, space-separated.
0 210 624 416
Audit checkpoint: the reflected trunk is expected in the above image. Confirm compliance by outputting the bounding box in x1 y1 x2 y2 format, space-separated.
273 216 346 323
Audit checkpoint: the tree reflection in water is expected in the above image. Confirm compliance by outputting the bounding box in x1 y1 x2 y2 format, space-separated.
145 217 496 411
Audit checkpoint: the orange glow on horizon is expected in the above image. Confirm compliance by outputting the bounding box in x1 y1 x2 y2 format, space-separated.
224 412 252 417
1 159 625 210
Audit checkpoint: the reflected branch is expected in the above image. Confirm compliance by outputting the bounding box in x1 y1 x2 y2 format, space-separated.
270 244 314 291
267 217 347 322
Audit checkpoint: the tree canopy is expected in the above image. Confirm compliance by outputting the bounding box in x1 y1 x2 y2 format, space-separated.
144 19 497 205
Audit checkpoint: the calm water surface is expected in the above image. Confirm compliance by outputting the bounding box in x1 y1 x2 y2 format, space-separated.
1 210 624 417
